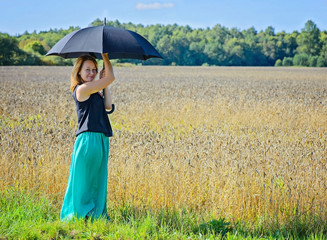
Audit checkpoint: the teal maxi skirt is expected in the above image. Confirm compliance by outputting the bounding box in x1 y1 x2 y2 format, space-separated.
60 131 109 221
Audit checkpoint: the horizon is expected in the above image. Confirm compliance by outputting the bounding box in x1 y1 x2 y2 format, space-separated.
5 18 326 37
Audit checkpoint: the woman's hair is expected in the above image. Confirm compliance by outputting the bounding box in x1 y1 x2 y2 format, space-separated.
70 55 98 92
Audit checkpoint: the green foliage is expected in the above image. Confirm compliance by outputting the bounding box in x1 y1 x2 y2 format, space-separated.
317 56 326 67
23 40 47 55
0 33 19 65
1 189 327 239
1 20 327 66
195 218 232 237
0 33 44 65
293 53 310 66
282 57 293 66
42 55 74 66
275 59 282 66
309 55 319 67
0 189 57 238
296 20 321 56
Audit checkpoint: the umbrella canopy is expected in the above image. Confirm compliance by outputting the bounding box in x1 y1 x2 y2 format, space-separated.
46 26 163 60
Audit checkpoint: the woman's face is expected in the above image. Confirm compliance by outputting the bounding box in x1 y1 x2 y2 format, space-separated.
79 60 98 82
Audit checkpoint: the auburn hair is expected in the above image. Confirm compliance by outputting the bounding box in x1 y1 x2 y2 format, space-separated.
70 55 98 92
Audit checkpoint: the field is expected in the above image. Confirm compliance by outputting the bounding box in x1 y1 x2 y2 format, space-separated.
0 66 327 239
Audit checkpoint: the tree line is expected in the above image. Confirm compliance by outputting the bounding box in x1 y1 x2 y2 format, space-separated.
0 19 326 67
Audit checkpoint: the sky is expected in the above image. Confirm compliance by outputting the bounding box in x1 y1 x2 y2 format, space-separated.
1 0 327 36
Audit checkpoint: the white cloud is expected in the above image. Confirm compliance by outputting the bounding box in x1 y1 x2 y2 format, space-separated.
136 2 175 10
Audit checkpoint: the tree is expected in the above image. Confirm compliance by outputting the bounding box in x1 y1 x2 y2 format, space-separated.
296 20 321 56
204 41 226 65
282 57 293 66
283 31 298 56
204 24 230 65
0 33 35 65
2 18 326 66
257 27 280 65
157 35 174 65
0 33 20 65
264 26 275 36
293 54 309 66
224 38 246 66
308 56 319 67
319 31 327 66
275 59 282 66
0 33 43 65
316 56 325 67
23 40 47 55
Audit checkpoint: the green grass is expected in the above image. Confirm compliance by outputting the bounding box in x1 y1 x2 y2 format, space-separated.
0 189 326 239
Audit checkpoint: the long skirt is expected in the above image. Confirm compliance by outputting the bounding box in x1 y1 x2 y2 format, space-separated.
60 131 109 221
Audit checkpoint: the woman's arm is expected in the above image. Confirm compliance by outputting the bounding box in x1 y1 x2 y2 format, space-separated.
103 86 113 111
99 55 114 110
76 53 115 101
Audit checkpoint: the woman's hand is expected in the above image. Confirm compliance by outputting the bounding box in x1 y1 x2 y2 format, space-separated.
102 53 109 61
101 53 114 84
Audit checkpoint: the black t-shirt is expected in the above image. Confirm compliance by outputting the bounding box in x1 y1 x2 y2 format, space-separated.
73 86 113 137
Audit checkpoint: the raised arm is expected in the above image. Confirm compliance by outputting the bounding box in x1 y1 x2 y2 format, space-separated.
100 55 115 110
103 86 113 111
76 53 115 102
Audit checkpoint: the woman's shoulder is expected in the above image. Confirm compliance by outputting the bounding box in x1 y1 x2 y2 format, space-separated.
73 85 89 103
73 85 95 102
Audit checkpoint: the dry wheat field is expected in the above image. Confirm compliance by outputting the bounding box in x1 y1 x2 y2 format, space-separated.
0 66 326 227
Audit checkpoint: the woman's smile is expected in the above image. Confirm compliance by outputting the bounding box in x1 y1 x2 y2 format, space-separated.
79 60 98 82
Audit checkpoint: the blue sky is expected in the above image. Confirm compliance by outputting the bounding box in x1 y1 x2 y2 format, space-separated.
1 0 327 35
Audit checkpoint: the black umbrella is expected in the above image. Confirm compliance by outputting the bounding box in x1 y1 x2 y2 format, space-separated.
46 25 162 60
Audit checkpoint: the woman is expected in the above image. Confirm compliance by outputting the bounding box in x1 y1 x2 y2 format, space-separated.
60 53 115 221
